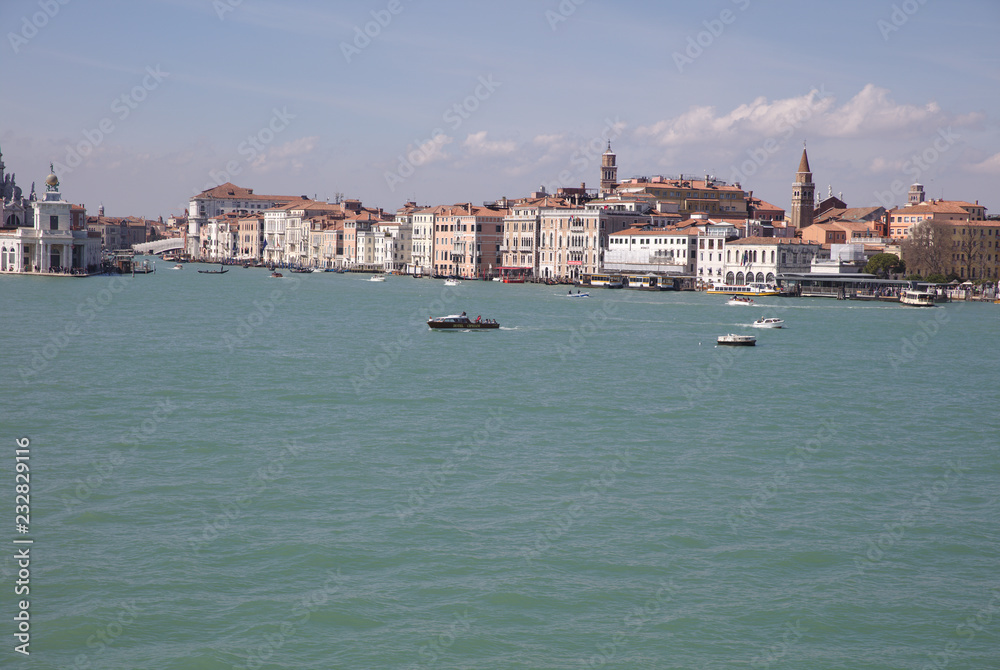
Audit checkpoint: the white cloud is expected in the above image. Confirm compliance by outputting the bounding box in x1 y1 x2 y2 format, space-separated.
251 136 320 172
967 152 1000 174
463 131 516 156
636 84 979 147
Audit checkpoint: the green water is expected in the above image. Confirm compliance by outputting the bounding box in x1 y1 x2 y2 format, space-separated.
2 263 998 669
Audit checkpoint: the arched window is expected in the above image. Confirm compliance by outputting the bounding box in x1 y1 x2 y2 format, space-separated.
726 272 735 284
735 272 745 285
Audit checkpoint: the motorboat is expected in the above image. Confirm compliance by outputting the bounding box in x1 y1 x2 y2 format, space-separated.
444 278 460 286
567 291 590 298
751 317 784 328
717 334 756 346
727 296 756 306
369 275 386 282
427 313 500 329
172 264 183 270
900 289 936 307
270 271 283 278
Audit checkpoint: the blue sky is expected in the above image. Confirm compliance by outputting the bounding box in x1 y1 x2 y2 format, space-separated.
2 0 998 218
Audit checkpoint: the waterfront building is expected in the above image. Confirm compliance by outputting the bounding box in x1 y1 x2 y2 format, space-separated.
789 147 815 230
237 215 265 260
538 200 650 281
604 225 697 275
723 237 823 285
500 196 571 278
616 174 748 218
0 167 101 275
411 205 450 276
431 204 505 278
85 209 151 251
886 201 976 239
306 216 344 269
188 182 301 259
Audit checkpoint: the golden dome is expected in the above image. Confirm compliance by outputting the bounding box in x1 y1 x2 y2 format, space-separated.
45 173 59 187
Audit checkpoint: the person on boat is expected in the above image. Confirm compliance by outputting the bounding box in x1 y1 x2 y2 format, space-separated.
461 311 466 317
568 289 572 294
476 315 481 323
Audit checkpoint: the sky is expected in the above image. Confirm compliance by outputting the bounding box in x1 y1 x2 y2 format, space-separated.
1 0 998 219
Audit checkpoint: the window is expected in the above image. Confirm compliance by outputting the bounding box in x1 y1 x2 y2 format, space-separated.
50 215 59 230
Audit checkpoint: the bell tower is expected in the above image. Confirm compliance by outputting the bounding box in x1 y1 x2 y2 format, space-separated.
600 141 618 196
790 144 814 229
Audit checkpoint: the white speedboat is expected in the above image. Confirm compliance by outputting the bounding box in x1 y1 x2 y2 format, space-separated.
717 334 756 346
172 264 183 270
751 317 784 328
369 275 386 282
727 296 756 306
444 278 460 286
567 291 590 298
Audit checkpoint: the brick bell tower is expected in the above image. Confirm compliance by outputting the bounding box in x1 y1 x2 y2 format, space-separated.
600 141 618 196
790 144 815 229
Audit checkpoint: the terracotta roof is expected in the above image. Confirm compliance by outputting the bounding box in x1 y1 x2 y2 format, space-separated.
195 182 301 202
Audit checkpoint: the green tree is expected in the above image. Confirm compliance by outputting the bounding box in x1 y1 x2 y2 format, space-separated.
865 253 905 276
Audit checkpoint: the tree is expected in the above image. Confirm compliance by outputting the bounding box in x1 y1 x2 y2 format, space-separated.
954 225 989 280
900 220 950 277
865 252 905 276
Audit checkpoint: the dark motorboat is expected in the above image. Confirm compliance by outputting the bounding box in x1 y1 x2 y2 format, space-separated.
427 313 500 329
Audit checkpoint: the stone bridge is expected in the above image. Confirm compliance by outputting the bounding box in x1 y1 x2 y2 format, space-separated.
133 238 184 255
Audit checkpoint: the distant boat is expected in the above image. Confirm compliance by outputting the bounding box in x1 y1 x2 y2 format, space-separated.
172 264 183 270
567 291 589 298
707 283 780 296
751 317 784 328
270 271 283 278
198 264 229 274
427 313 500 329
369 275 386 282
444 278 460 286
727 296 756 306
717 333 756 346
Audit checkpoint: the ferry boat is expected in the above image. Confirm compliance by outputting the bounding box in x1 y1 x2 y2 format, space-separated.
706 282 781 296
623 275 671 291
588 273 623 289
899 289 936 307
717 334 756 346
427 313 500 329
751 317 784 328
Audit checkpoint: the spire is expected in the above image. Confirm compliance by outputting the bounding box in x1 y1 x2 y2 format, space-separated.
797 144 811 174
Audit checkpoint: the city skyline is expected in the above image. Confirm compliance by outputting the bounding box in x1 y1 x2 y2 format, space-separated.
1 0 998 218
